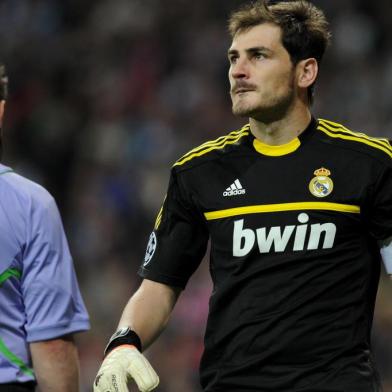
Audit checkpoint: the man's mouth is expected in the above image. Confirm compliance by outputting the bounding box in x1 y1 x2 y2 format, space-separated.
233 87 255 94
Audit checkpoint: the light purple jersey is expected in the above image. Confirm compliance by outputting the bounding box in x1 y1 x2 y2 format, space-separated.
0 164 90 383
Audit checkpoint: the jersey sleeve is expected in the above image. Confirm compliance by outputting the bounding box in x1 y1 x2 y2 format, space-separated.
138 168 209 289
366 159 392 273
367 160 392 241
21 190 90 342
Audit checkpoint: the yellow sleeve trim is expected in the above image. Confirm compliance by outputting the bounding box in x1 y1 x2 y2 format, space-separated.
154 195 166 230
204 202 360 220
318 119 392 158
319 119 392 149
179 124 250 160
173 128 250 167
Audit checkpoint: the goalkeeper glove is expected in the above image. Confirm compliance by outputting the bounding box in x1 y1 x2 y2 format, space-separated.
94 327 159 392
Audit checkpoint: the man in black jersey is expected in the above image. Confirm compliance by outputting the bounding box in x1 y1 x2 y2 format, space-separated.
94 1 392 391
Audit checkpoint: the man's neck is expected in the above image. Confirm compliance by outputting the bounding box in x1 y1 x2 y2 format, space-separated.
249 105 312 145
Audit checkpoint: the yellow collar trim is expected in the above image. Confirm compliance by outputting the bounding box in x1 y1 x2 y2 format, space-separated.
253 137 301 156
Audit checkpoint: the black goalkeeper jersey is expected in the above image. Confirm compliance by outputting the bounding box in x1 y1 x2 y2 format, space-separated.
138 117 392 392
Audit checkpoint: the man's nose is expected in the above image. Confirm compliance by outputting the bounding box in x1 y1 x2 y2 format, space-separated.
230 58 249 79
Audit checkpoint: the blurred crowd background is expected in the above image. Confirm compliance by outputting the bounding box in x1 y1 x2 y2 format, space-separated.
1 0 392 390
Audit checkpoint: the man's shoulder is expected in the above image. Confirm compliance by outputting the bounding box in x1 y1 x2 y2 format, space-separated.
172 124 251 172
316 118 392 165
0 164 54 210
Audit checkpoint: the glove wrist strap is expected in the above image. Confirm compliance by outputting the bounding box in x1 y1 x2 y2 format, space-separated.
104 327 142 357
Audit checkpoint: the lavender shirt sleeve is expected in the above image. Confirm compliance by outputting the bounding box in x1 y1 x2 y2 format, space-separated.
21 187 90 342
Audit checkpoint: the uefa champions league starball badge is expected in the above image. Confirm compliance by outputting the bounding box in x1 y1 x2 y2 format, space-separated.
308 167 334 197
143 232 157 266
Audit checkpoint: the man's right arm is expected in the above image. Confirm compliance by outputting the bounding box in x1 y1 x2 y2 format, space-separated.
94 168 208 392
118 279 182 349
94 279 181 392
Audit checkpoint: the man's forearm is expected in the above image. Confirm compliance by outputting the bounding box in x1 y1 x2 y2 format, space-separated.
93 280 181 392
30 335 80 392
117 279 181 350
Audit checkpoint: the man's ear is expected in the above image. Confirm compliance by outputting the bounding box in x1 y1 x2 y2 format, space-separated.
296 58 318 89
0 101 5 127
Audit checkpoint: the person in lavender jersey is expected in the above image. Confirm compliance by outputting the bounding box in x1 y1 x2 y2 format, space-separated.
0 64 90 392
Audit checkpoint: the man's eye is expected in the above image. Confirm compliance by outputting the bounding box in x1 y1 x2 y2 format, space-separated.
229 56 238 64
254 53 266 60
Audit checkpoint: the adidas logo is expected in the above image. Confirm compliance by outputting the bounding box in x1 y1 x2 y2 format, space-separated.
223 179 246 197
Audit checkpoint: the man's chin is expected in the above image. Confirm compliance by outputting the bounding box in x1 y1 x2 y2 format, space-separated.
232 104 255 118
232 105 261 119
232 99 294 123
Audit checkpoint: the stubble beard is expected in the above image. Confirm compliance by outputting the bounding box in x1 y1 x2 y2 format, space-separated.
232 78 295 124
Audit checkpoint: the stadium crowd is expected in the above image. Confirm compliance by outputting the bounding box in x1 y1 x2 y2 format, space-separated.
0 0 391 390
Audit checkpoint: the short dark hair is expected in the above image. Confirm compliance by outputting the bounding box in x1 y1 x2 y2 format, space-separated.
228 0 331 103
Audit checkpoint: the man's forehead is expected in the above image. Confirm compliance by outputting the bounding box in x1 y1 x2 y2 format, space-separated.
229 23 282 52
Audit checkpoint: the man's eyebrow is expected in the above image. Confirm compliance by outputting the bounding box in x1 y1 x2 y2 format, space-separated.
227 46 273 56
248 46 273 54
227 49 238 57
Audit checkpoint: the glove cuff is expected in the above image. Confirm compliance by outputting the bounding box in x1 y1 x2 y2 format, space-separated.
104 327 142 357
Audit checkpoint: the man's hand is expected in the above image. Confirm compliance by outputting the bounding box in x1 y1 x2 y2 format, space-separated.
94 345 159 392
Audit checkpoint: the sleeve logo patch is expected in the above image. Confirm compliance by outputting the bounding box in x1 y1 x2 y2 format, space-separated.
309 167 333 198
143 232 157 266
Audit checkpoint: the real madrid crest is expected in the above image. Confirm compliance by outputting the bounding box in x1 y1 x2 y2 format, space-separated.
309 167 333 198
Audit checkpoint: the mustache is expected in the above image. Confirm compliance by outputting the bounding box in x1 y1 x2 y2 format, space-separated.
230 82 257 94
